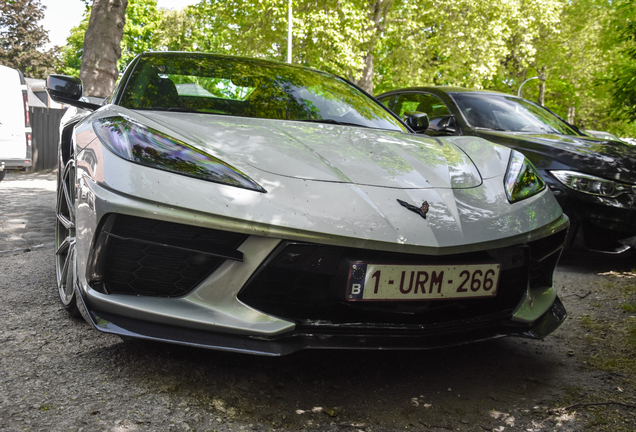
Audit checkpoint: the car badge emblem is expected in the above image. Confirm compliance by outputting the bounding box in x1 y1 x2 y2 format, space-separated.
397 199 429 219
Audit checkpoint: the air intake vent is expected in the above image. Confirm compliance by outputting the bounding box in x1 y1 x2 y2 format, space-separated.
89 214 248 297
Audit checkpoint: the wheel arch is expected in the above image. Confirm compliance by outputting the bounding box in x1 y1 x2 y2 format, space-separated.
59 122 79 167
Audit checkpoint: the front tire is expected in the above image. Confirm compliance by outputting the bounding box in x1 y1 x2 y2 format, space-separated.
55 155 80 317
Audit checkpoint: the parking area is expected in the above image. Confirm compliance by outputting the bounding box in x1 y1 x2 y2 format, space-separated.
1 172 635 432
0 171 56 254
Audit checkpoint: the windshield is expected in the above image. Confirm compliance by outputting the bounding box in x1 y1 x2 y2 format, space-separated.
451 93 578 135
118 53 405 132
586 130 623 142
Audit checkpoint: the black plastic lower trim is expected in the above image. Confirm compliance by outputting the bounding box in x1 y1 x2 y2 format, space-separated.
80 295 567 356
87 213 248 297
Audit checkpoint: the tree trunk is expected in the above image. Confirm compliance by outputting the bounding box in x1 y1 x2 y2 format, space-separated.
355 0 393 94
80 0 128 97
567 105 576 124
358 52 375 94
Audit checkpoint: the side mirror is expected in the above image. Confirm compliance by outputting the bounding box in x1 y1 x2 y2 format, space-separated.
403 111 429 132
47 74 82 100
436 115 457 135
46 75 101 111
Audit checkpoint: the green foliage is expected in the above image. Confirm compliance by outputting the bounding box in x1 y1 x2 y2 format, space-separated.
608 0 636 123
376 0 565 93
120 0 160 67
0 0 60 78
59 15 88 77
531 0 625 133
159 0 375 81
152 1 581 98
60 0 161 77
152 7 197 52
292 0 374 79
621 303 636 313
56 0 635 135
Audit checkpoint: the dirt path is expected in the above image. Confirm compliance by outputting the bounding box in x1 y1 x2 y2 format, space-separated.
1 173 635 432
0 171 56 254
0 249 634 432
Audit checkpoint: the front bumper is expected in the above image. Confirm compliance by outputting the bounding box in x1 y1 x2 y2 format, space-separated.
74 208 568 355
72 144 569 355
550 187 636 253
0 158 32 170
76 291 567 356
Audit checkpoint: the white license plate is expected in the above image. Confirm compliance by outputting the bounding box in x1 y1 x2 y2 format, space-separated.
346 262 500 301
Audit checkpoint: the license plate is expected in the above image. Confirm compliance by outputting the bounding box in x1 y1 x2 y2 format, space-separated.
346 262 500 301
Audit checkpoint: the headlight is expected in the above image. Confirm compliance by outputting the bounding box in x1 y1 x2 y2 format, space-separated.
504 150 546 203
550 170 631 198
93 116 266 193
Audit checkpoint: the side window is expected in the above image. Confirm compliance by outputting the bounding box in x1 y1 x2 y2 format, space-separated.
376 95 395 109
394 93 450 120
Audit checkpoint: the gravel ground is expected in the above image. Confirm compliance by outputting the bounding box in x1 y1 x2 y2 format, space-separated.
1 172 635 432
0 170 56 254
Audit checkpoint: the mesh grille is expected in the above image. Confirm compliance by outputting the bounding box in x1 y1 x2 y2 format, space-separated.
95 214 248 297
105 238 224 296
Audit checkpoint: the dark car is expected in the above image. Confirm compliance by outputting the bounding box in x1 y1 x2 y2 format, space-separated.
376 87 636 254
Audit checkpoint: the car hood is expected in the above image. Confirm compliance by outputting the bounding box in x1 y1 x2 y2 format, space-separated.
475 130 636 184
131 111 482 189
74 107 565 253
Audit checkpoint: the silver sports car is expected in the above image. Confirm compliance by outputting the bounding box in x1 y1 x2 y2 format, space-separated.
46 52 568 356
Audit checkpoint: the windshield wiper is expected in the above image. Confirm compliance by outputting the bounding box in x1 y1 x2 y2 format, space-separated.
299 118 369 128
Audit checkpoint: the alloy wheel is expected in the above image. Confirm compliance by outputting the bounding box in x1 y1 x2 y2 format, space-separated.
55 156 80 316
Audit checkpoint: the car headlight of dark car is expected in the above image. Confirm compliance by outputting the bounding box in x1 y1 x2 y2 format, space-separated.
504 150 546 203
93 116 266 192
550 170 632 198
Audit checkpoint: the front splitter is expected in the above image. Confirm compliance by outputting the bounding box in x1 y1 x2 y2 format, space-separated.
75 284 567 356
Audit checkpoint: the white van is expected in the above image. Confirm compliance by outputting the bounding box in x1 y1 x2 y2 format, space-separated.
0 65 32 182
